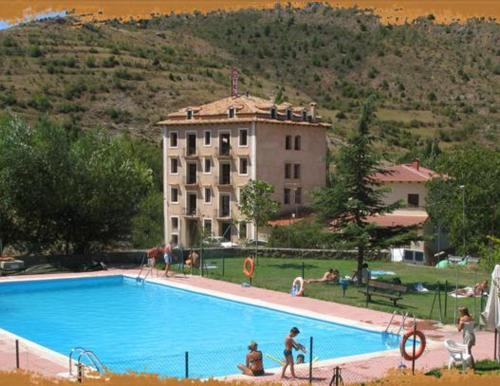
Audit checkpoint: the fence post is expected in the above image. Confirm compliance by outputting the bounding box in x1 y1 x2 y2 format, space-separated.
334 366 341 386
309 336 313 384
15 339 19 369
302 261 305 280
222 255 225 276
444 280 448 321
411 324 417 375
77 363 83 383
185 351 189 378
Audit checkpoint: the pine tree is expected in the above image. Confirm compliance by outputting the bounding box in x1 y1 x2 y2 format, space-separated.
313 96 407 283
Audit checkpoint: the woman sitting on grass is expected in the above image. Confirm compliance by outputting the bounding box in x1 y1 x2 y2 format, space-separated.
305 269 339 284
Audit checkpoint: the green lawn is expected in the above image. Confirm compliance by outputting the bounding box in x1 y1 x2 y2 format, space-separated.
175 256 489 324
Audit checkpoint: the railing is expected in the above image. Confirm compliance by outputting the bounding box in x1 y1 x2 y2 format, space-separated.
69 347 107 378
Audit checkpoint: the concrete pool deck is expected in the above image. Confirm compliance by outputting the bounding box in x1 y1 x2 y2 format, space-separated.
0 269 496 384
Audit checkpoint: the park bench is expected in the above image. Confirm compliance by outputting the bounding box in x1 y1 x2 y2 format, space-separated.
360 279 407 307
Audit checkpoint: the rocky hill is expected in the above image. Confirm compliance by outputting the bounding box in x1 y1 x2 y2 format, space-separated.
0 4 498 160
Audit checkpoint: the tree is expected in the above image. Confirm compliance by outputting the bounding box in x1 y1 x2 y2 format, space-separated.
239 179 279 255
426 145 500 255
313 96 405 283
0 116 153 254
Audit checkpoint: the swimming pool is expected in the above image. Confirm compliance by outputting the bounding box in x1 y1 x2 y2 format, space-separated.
0 276 400 377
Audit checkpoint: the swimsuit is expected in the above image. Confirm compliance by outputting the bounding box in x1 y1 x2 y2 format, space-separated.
283 349 293 357
252 369 264 376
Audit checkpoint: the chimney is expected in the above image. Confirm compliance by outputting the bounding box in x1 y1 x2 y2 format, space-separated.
309 102 317 121
411 159 420 170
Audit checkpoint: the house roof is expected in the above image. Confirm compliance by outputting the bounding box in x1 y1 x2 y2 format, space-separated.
364 212 429 227
156 94 329 127
373 160 438 183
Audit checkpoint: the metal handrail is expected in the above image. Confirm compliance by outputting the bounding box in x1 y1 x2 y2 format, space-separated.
77 350 107 376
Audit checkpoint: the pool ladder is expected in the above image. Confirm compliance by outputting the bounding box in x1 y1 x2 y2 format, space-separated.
136 253 153 285
69 347 107 380
385 310 409 336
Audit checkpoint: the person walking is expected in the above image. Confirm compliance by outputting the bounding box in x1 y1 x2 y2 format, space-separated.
163 241 174 277
281 327 305 379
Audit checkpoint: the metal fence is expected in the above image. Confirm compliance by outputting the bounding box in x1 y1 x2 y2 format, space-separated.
3 331 407 385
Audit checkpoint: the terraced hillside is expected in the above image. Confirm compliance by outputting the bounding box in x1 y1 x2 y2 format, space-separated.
0 4 498 160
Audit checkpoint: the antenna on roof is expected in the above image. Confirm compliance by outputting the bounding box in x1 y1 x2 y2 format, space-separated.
231 67 239 97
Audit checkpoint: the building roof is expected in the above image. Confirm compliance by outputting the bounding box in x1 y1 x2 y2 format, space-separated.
156 94 329 127
373 160 438 183
364 211 429 228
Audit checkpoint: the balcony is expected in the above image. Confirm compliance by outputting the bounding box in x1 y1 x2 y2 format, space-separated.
185 148 199 159
183 207 199 218
215 146 232 159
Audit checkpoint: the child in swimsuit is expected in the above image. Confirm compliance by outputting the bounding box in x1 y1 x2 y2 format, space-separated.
281 327 305 379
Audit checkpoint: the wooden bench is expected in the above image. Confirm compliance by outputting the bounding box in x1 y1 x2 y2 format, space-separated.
360 279 407 307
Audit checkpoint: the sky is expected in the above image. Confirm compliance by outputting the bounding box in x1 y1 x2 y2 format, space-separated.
0 1 498 28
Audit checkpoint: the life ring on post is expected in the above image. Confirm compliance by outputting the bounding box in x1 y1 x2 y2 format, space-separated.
291 277 305 297
400 329 426 361
243 257 255 278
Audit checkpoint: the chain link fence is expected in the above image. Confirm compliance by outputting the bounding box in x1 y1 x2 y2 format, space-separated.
3 329 406 384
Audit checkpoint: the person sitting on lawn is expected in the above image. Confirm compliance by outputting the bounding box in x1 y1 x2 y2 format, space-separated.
185 250 200 269
237 341 264 376
305 269 339 284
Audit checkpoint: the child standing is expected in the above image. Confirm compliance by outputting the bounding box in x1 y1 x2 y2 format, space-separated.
281 327 305 379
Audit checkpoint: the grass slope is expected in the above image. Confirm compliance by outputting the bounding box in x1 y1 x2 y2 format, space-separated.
0 5 498 159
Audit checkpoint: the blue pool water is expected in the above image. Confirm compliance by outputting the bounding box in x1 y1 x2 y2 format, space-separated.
0 276 400 377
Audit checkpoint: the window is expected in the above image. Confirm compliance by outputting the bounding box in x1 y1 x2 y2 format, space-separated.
187 163 197 184
204 158 211 173
171 217 179 231
187 109 193 119
220 163 231 185
239 158 248 175
171 234 179 245
408 194 420 207
203 219 212 235
228 107 236 118
271 107 277 119
285 135 292 150
204 187 212 203
293 164 301 179
220 194 231 217
294 136 301 150
295 188 302 204
204 130 211 146
286 109 292 120
170 158 179 174
284 188 291 204
171 187 179 203
239 222 247 239
187 133 196 156
169 132 178 147
285 163 292 179
239 129 248 146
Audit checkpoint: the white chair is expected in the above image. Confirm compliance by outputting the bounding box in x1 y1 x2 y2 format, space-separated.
444 339 472 370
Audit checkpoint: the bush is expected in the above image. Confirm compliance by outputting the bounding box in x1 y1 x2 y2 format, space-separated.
268 221 338 249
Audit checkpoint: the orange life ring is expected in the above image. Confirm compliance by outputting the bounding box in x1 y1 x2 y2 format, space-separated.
243 257 255 278
400 329 426 361
291 277 305 297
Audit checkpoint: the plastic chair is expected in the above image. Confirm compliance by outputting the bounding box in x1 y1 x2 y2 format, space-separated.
444 339 471 370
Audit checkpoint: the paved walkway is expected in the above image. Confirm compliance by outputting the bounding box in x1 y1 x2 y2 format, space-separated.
0 269 496 384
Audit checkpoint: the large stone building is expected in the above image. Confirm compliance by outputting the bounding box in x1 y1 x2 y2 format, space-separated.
157 94 328 247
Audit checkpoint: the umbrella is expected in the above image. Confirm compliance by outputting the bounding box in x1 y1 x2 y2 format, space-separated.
481 264 500 361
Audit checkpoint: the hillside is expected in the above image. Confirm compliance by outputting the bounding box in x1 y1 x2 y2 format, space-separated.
0 4 498 160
